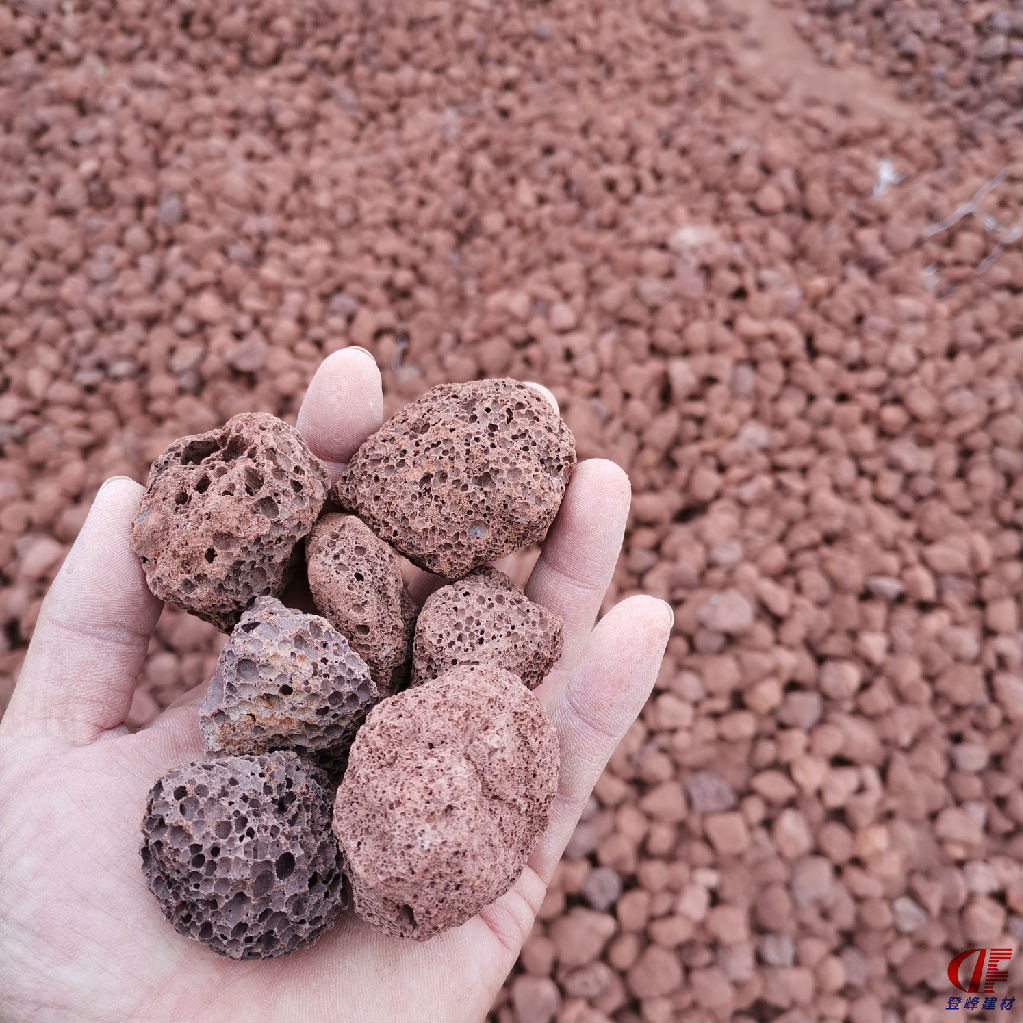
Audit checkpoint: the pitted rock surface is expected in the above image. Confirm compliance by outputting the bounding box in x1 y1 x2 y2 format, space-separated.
200 596 377 763
131 413 330 630
412 568 562 689
306 514 416 695
334 663 559 940
140 752 344 959
336 380 576 578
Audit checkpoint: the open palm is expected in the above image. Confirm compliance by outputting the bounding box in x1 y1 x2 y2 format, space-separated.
0 349 671 1023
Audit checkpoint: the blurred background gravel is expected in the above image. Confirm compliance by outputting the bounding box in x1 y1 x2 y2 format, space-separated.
1 1 1021 1020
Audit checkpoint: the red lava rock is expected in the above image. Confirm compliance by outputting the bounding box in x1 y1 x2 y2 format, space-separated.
935 806 984 845
334 664 558 939
1 1 1021 1017
561 961 614 999
131 413 329 630
16 536 64 581
140 751 344 959
696 589 754 634
705 812 751 856
791 855 835 909
510 975 560 1023
412 568 563 689
549 908 618 969
337 380 576 578
199 596 377 764
305 513 416 695
625 944 683 999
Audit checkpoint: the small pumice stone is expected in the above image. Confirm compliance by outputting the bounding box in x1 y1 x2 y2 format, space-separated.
334 663 559 940
305 513 417 695
140 751 345 960
199 596 378 763
412 568 563 689
130 412 330 630
336 379 576 579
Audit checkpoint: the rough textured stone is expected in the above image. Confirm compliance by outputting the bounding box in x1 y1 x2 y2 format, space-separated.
411 568 563 689
685 770 737 814
626 944 683 998
140 752 344 959
696 589 754 634
199 596 378 764
336 379 576 578
510 975 561 1023
131 413 329 630
306 513 417 694
334 663 559 939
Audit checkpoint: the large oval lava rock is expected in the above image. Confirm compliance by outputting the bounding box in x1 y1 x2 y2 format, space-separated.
334 663 559 940
199 596 378 764
306 513 417 695
140 751 344 959
131 412 330 630
412 568 562 689
336 379 576 579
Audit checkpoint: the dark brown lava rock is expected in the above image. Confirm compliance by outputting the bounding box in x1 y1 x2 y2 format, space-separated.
131 412 330 630
335 379 576 579
333 663 559 940
412 568 563 689
140 751 344 959
199 596 378 763
305 513 417 695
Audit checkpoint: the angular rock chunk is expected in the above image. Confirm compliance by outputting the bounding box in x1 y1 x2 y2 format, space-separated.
140 752 344 959
336 379 576 579
334 664 559 939
199 596 377 763
412 568 562 689
306 513 416 695
131 412 330 630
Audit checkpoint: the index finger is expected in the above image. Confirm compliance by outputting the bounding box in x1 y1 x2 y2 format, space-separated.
526 458 632 691
295 347 384 481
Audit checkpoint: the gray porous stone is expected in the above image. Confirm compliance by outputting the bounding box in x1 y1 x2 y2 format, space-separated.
199 596 377 765
140 751 344 959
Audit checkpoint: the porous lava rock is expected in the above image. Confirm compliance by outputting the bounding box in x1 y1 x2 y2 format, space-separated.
305 513 417 695
334 663 559 939
131 413 330 630
140 751 344 960
336 380 576 578
199 596 377 763
412 568 562 689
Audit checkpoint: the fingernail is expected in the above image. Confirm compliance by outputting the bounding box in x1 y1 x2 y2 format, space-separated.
663 601 675 631
345 345 376 363
98 475 135 495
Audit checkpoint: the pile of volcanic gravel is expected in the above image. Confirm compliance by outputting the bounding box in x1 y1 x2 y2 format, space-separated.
1 0 1020 1018
796 0 1022 138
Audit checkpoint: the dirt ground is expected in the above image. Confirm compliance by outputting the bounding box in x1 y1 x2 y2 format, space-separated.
1 0 1021 1020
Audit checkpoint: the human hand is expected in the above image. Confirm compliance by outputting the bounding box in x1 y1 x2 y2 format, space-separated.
0 349 672 1023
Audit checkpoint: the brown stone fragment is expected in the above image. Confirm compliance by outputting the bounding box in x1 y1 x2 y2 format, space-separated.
131 413 329 630
337 380 576 578
334 664 558 939
412 568 562 689
306 513 416 694
199 596 377 764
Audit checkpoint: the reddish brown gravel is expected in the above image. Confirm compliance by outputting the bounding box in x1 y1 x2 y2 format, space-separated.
1 0 1020 1018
